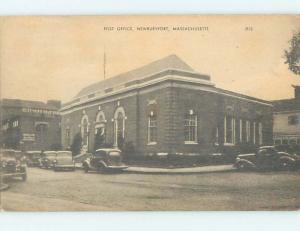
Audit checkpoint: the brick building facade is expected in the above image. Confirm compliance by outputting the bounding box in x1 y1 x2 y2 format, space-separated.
60 55 273 156
0 99 61 151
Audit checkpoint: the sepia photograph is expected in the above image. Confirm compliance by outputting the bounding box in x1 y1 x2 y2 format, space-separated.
0 15 300 211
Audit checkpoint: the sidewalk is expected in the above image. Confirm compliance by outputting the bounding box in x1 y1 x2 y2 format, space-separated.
124 164 236 174
75 162 236 174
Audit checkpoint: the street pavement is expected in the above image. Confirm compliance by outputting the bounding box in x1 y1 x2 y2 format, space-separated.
1 167 299 211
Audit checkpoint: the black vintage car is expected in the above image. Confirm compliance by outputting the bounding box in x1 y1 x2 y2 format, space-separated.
82 148 128 173
40 151 57 169
25 151 42 167
234 146 299 171
0 149 27 181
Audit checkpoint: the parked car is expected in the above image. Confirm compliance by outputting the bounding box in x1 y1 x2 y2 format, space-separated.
275 144 300 155
82 148 128 173
40 151 57 169
234 146 299 171
25 151 42 167
0 149 27 181
52 151 75 171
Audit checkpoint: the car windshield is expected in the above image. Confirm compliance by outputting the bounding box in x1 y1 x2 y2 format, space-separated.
44 153 56 157
32 153 41 158
109 151 120 157
258 148 278 156
1 153 15 158
94 151 106 157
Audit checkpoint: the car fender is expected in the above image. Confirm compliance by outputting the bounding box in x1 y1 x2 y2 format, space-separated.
279 156 296 163
236 159 256 168
98 160 108 168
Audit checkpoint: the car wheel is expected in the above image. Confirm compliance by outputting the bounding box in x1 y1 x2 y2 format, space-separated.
237 162 247 171
97 164 106 173
21 173 27 181
83 164 89 173
279 160 294 171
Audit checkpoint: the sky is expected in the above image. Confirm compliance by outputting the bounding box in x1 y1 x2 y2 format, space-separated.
1 15 300 103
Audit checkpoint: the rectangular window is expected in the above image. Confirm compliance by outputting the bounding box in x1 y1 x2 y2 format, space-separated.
253 122 256 144
215 126 219 145
184 114 197 143
288 115 299 125
282 139 288 145
239 119 243 142
65 128 71 147
224 115 235 144
289 138 297 145
258 122 263 145
274 139 282 145
246 120 250 143
148 116 157 144
12 120 19 127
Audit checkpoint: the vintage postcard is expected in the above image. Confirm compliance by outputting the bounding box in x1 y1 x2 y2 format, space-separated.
0 15 300 211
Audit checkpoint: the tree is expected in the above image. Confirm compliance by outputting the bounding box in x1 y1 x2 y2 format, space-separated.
70 133 82 156
4 128 21 149
50 143 62 151
122 141 135 160
285 32 300 75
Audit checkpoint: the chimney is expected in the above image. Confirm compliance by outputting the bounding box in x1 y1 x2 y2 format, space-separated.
292 85 300 99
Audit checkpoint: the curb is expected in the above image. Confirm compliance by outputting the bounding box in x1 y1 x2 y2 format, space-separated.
74 163 236 174
0 183 9 191
123 165 236 174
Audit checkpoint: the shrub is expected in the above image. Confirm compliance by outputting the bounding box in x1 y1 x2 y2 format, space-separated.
70 133 82 156
122 141 135 159
100 142 114 149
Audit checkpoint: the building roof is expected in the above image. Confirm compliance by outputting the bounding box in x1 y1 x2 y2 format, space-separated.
216 88 272 106
0 99 60 110
75 54 204 98
62 54 273 111
272 98 300 112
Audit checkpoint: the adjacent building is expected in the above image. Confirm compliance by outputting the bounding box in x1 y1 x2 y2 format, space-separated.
0 99 61 151
60 55 273 156
272 85 300 145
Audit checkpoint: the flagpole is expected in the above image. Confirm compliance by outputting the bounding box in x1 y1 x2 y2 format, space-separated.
103 48 106 79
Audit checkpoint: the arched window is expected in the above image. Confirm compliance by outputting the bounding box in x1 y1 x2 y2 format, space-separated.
113 107 126 147
95 111 106 136
81 115 89 147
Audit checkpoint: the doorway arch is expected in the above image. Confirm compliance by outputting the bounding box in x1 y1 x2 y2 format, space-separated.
113 107 126 147
81 114 89 148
